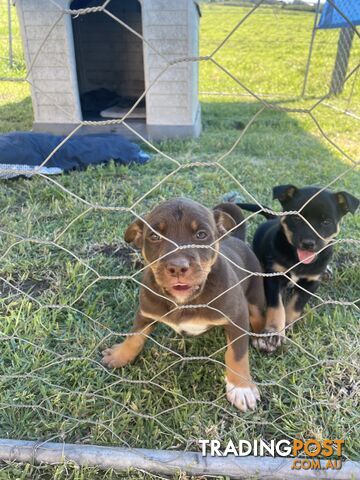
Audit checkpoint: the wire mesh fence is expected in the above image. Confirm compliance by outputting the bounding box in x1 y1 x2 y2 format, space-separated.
0 0 26 80
0 0 359 478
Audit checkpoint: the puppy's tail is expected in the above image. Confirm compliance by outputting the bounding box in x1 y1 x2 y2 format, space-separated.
236 203 276 220
213 202 246 241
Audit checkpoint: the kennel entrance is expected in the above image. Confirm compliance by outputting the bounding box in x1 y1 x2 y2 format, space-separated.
71 0 146 121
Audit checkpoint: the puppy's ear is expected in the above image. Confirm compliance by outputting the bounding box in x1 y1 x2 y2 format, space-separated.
213 209 236 235
124 218 144 248
273 185 298 205
335 191 359 216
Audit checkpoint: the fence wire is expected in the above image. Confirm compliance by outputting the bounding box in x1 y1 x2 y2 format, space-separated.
301 0 360 119
0 0 359 478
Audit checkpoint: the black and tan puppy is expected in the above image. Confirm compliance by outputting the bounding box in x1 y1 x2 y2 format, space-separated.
238 185 359 353
102 198 265 412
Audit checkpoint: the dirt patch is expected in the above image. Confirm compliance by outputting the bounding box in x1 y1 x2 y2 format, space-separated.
88 243 143 269
0 275 51 299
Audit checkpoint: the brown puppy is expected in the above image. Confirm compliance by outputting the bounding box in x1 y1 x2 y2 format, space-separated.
102 198 265 412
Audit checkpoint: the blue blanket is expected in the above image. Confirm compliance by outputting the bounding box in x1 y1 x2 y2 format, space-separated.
0 132 150 179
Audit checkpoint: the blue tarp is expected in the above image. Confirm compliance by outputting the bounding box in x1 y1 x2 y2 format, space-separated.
0 132 150 179
318 0 360 29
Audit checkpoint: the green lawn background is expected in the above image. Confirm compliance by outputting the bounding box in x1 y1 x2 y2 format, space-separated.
0 2 359 479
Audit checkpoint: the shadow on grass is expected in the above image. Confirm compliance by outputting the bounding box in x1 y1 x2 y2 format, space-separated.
192 100 357 194
0 95 33 133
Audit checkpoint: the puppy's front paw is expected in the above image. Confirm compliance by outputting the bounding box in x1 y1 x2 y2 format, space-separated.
225 379 260 412
101 342 135 368
252 328 285 354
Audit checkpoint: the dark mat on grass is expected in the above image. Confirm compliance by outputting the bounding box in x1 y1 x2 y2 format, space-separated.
0 132 150 179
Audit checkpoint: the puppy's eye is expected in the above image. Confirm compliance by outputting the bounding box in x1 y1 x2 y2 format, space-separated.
149 232 161 241
322 219 332 226
195 230 208 240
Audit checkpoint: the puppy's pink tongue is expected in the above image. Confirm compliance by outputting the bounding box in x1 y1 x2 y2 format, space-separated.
297 249 317 264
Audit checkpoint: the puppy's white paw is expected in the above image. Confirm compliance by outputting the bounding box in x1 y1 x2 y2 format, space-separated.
225 378 260 412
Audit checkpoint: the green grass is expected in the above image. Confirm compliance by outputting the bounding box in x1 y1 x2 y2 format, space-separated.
0 2 359 479
0 0 26 80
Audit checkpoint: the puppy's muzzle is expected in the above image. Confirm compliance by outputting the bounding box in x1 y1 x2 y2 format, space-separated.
299 238 317 251
165 257 190 276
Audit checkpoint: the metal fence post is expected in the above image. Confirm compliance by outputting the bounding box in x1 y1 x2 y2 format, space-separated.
330 27 354 96
8 0 13 68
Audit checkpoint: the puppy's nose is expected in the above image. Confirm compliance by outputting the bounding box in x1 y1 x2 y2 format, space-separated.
166 257 190 275
300 239 316 250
